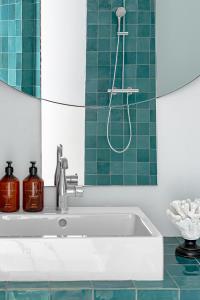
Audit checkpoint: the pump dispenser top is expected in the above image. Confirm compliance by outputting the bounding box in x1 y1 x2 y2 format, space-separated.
0 161 20 212
23 161 44 212
5 161 14 176
29 161 37 176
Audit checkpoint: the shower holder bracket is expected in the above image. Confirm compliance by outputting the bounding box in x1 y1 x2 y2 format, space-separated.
107 88 139 95
117 31 128 36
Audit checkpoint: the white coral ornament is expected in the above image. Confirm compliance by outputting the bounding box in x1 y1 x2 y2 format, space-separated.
167 199 200 240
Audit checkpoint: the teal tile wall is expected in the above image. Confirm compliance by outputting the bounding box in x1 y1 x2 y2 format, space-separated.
0 238 200 299
0 0 40 97
85 0 156 185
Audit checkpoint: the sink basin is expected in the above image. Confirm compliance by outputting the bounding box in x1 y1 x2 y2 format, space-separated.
0 207 163 281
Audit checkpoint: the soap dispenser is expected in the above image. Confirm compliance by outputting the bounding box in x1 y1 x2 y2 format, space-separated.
0 161 20 212
23 162 44 212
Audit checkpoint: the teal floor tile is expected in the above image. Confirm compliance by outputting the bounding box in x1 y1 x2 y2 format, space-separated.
0 292 5 300
7 291 50 300
49 281 92 290
164 237 179 244
135 272 177 289
51 290 92 300
7 282 49 290
173 275 200 289
167 264 200 277
180 290 200 300
94 289 136 300
92 281 135 289
164 244 177 255
164 255 199 265
137 290 179 300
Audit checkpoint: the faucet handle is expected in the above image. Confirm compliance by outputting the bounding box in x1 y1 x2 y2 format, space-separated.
75 186 84 197
66 174 78 186
61 157 68 170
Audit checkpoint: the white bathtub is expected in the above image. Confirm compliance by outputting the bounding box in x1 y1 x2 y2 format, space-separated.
0 207 163 281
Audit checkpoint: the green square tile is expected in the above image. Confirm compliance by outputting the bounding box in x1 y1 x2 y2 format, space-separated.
98 38 110 51
150 162 157 175
86 66 98 78
88 0 98 11
97 175 110 185
86 93 97 106
126 12 137 24
94 290 135 300
137 136 149 148
87 52 98 66
139 11 151 24
97 149 110 161
135 272 177 289
173 275 200 289
85 149 97 161
138 0 151 10
180 290 200 300
137 162 149 175
87 11 98 24
93 281 135 289
98 11 111 24
150 136 156 149
87 38 97 51
98 0 111 10
137 149 149 162
85 161 97 174
111 175 123 185
167 264 200 277
85 136 97 148
7 291 49 300
137 65 150 78
99 25 111 38
51 290 92 300
138 25 151 37
49 281 92 289
0 292 5 300
110 161 123 175
97 161 110 174
126 0 138 10
164 237 179 244
85 175 97 185
86 109 97 121
124 162 137 175
124 149 136 161
97 122 107 136
97 136 109 148
87 25 98 38
124 175 137 185
137 175 149 185
137 290 178 300
86 79 97 93
137 38 150 52
164 244 177 255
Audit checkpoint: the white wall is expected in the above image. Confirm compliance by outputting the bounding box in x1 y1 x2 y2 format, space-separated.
0 82 41 203
42 101 85 186
41 0 87 106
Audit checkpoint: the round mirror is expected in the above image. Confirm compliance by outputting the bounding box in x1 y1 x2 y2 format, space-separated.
0 0 200 105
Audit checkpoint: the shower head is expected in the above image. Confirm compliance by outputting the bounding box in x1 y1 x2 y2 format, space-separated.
116 7 126 19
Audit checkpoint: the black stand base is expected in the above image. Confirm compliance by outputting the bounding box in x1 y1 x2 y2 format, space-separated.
176 239 200 258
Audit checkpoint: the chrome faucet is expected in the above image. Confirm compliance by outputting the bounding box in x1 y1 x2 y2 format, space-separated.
54 145 83 213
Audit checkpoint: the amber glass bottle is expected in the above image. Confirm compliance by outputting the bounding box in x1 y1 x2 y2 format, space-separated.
0 161 20 212
23 162 44 212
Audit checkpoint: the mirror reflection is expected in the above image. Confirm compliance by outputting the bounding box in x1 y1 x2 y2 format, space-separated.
0 0 200 105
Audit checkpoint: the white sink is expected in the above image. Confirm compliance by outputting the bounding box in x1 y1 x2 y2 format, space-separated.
0 207 163 281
